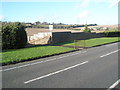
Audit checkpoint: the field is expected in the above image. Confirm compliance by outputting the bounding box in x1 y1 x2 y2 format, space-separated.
1 46 75 65
25 28 72 36
25 25 118 37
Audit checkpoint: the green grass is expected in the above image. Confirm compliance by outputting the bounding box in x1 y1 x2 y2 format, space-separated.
54 41 74 46
56 37 120 47
85 37 119 47
1 37 119 65
1 46 75 64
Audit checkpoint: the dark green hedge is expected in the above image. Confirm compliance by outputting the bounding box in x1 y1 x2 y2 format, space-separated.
103 30 120 37
2 22 27 50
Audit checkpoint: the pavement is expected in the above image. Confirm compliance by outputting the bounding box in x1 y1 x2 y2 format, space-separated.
1 42 120 89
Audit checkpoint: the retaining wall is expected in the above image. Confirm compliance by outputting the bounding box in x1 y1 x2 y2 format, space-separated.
27 31 105 45
52 32 105 44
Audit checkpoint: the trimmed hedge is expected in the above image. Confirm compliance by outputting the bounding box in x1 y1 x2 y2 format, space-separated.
2 22 27 50
103 30 120 37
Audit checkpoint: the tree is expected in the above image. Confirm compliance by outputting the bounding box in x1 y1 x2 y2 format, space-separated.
2 22 27 49
83 24 91 33
35 21 41 25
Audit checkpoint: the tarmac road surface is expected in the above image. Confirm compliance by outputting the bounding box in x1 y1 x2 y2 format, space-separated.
1 42 119 89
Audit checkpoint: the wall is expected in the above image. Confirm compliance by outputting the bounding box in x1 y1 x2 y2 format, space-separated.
52 32 105 44
51 32 72 44
29 35 51 45
27 31 105 45
28 32 52 41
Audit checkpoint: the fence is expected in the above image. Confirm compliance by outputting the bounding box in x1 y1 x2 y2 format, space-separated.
74 40 86 49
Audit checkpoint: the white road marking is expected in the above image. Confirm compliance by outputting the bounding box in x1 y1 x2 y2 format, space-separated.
57 55 70 59
81 51 87 53
70 51 87 56
1 58 56 72
1 51 87 72
107 79 120 90
100 49 120 58
24 61 88 84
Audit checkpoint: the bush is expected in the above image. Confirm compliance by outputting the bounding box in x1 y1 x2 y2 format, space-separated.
2 22 27 50
83 24 91 33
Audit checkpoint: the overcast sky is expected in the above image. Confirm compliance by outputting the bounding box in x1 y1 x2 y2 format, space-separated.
1 0 119 25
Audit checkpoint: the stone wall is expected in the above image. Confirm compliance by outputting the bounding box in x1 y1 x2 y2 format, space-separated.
29 35 51 45
52 32 105 44
51 32 72 44
28 32 105 45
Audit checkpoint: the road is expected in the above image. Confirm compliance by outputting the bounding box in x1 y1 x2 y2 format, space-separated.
1 42 120 89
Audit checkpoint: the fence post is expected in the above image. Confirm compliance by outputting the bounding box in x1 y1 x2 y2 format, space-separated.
84 40 86 49
74 40 76 49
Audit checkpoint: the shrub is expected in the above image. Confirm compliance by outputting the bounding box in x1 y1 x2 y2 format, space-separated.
83 24 91 33
2 22 27 50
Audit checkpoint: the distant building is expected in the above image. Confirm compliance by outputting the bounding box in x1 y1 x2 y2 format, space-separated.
49 25 53 30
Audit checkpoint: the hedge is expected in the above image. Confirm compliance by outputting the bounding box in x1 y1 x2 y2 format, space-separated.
2 22 27 50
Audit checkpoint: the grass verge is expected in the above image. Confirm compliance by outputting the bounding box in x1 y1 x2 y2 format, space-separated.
77 37 120 47
55 37 120 47
1 46 75 65
1 37 119 65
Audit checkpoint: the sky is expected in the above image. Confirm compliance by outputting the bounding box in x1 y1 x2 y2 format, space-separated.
0 0 119 25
